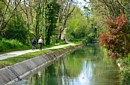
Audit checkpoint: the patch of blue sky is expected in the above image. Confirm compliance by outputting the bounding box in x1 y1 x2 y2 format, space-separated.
76 0 90 10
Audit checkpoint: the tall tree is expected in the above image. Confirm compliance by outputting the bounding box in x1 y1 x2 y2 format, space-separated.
57 0 76 41
45 0 60 45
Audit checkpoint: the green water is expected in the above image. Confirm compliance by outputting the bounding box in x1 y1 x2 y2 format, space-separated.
13 44 120 85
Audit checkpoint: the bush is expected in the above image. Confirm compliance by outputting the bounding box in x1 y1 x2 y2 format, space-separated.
99 14 129 59
117 55 130 85
2 12 28 44
120 66 130 85
0 38 28 52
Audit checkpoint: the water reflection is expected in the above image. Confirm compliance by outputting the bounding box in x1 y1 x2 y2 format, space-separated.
12 44 120 85
78 61 93 85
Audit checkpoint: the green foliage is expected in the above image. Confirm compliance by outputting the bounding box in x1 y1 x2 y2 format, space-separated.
120 65 130 85
54 40 67 45
115 50 130 85
0 38 27 52
3 12 28 44
118 55 130 85
45 1 60 45
66 8 98 43
66 8 87 41
0 0 75 49
0 1 5 18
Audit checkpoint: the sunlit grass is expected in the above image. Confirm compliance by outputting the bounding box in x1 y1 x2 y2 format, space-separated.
0 45 74 69
0 49 54 68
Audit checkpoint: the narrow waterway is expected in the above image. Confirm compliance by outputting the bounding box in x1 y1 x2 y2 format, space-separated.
13 44 120 85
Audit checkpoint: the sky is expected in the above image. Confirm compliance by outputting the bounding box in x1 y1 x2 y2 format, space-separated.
77 0 90 10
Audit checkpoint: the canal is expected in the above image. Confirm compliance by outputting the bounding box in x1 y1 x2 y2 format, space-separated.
13 44 120 85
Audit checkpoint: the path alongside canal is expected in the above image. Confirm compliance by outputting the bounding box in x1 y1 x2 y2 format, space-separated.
0 43 75 60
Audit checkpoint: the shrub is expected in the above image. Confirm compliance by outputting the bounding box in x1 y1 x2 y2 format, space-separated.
99 14 130 59
0 38 27 52
120 66 130 85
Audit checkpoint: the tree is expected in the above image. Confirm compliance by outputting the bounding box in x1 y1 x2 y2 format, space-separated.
45 0 60 45
66 8 88 41
57 0 76 41
3 11 28 44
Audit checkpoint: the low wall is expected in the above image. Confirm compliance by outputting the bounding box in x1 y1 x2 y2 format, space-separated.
0 44 83 85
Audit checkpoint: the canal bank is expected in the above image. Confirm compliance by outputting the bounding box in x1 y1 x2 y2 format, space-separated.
0 44 83 85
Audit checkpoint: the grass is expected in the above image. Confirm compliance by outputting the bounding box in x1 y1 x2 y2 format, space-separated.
0 45 74 69
0 47 30 54
0 49 52 68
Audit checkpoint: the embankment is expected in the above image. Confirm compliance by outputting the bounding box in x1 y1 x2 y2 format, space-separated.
0 44 83 85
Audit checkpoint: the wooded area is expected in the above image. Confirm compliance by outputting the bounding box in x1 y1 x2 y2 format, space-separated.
1 0 130 84
0 0 77 45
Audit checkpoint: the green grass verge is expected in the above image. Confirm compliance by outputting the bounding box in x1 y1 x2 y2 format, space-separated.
0 45 74 69
0 49 52 68
0 47 30 54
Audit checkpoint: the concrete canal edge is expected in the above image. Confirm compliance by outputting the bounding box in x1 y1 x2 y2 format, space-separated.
0 44 83 85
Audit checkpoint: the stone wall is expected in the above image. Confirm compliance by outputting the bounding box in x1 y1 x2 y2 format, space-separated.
0 44 83 85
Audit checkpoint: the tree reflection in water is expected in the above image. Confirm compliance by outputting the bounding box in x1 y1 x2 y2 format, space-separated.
13 44 120 85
